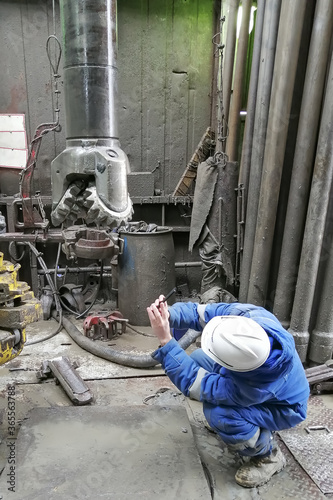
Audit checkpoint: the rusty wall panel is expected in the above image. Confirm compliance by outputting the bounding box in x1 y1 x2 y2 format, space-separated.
1 0 214 197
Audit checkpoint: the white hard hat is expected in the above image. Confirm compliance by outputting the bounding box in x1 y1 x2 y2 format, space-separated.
201 316 270 372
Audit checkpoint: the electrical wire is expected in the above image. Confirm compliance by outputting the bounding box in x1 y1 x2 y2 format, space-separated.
8 241 26 262
53 241 103 319
54 241 62 288
76 261 104 319
24 242 63 346
23 245 201 366
54 311 202 369
126 323 154 338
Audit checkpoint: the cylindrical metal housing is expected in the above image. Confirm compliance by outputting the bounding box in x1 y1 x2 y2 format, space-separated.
60 0 118 140
118 229 176 326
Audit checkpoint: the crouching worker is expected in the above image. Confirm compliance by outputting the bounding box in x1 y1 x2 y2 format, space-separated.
147 298 310 488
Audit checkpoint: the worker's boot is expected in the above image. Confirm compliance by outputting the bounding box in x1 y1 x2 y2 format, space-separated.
235 444 286 488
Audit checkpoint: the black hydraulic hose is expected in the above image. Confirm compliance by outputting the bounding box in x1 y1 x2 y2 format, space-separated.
24 242 63 346
53 310 202 369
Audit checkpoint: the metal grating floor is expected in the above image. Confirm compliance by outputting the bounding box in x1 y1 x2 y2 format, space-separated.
279 396 333 495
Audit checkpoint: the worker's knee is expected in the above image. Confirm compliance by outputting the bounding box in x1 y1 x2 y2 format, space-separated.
203 404 273 457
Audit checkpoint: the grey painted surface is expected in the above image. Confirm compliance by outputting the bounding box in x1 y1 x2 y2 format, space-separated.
0 0 66 196
0 405 212 499
0 0 214 196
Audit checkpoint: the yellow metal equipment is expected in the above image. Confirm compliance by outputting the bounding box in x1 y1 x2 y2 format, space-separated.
0 252 42 365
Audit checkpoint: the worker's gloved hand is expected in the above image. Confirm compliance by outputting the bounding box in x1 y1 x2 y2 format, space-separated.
147 295 172 347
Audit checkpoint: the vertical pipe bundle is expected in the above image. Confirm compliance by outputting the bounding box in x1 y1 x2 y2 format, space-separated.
309 229 333 364
238 0 266 204
222 0 240 147
247 0 307 306
289 50 333 362
239 0 281 301
273 0 333 327
225 0 252 161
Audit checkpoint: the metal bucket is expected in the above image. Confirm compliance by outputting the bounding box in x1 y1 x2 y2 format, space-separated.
118 227 176 326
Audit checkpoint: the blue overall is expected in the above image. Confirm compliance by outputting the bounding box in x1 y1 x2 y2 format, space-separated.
152 302 310 457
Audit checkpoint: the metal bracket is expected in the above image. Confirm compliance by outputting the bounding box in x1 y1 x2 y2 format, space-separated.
305 361 333 394
37 356 93 405
83 310 128 341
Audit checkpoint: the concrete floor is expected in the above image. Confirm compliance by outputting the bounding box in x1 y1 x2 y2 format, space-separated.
0 318 333 499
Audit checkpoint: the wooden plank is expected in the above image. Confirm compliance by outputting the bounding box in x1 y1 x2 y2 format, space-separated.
172 126 215 196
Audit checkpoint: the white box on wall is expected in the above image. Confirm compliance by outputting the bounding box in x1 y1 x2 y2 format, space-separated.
0 114 28 169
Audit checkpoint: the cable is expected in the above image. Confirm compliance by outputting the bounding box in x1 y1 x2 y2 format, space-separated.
8 241 26 262
76 261 104 319
53 311 202 369
25 317 62 346
126 323 154 338
52 240 103 319
23 244 202 363
57 262 104 318
54 241 62 288
24 242 63 346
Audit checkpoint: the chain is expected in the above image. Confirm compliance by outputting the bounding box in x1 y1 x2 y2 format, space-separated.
46 0 62 129
52 0 56 37
213 14 229 155
36 191 47 224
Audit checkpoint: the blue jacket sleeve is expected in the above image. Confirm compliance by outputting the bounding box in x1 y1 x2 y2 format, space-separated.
168 302 235 331
153 339 275 406
152 339 201 396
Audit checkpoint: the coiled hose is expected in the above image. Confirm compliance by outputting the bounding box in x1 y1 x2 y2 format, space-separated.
53 311 201 369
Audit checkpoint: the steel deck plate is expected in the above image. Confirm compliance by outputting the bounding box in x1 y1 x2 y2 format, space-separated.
0 405 211 500
279 396 333 494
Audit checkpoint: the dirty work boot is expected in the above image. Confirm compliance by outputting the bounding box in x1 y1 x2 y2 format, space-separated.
235 445 286 488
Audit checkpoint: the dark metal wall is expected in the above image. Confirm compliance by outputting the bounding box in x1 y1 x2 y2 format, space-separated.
0 0 65 195
0 0 215 197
